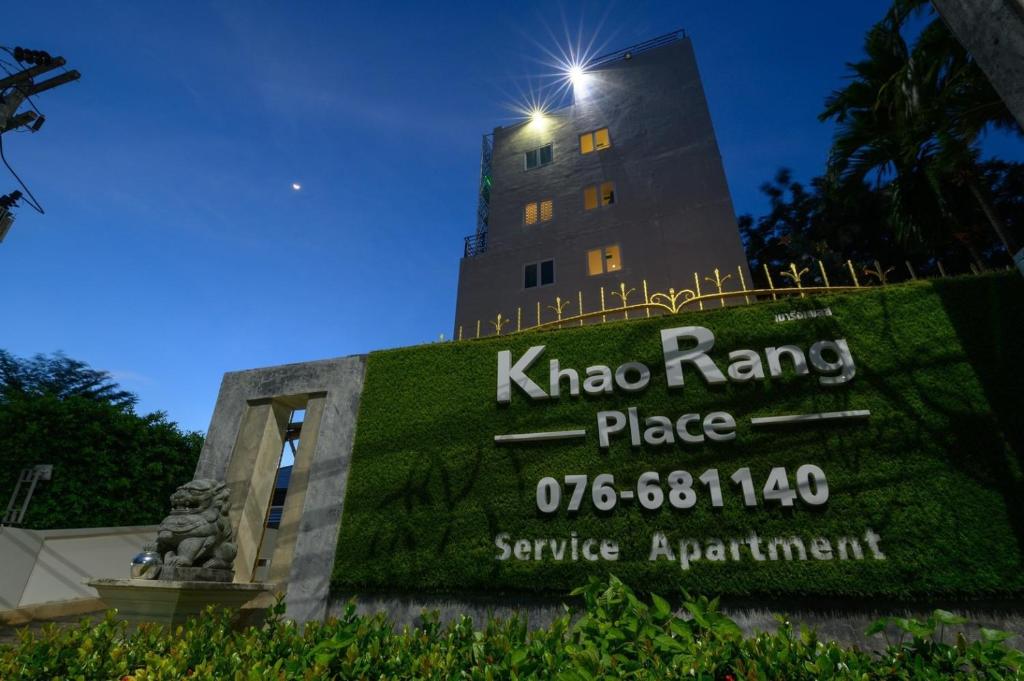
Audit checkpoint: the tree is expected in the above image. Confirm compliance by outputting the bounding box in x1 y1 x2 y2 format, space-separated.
0 351 202 529
819 2 1021 257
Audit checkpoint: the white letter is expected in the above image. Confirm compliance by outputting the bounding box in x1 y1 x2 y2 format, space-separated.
766 537 806 561
837 537 863 560
809 339 856 385
597 411 627 448
726 349 765 382
864 529 886 559
600 539 619 561
810 538 833 560
702 412 736 442
583 365 613 394
679 540 701 570
649 532 675 561
614 362 651 392
495 533 511 560
643 416 675 446
497 346 548 403
675 413 704 444
513 539 531 560
765 346 809 378
661 326 727 388
549 359 579 398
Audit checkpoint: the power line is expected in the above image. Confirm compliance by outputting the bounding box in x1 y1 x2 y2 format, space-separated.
0 45 81 226
0 134 44 213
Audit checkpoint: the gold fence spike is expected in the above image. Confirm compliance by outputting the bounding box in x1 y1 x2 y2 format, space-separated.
548 296 571 328
818 260 831 288
704 267 732 307
516 307 522 332
905 261 916 280
846 260 860 287
458 325 463 341
610 283 635 320
779 263 808 297
578 291 584 326
737 265 750 304
763 263 777 300
937 260 947 277
475 320 481 339
643 280 650 317
536 301 541 328
600 286 607 323
694 272 704 310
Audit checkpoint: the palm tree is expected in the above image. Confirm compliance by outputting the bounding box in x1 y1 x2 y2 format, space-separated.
820 1 1020 256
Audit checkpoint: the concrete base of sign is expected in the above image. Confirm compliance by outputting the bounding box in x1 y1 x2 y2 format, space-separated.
87 578 273 628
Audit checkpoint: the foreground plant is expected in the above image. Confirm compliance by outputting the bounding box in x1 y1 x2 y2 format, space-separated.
1 576 1020 679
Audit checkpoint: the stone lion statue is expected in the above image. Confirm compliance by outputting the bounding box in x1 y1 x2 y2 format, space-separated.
154 479 237 572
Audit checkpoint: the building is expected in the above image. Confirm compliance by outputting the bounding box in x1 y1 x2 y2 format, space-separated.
453 31 750 338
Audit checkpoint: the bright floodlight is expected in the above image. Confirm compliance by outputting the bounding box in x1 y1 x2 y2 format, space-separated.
530 108 545 123
569 64 585 87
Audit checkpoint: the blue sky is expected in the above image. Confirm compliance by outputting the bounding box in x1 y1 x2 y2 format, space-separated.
2 1 1021 434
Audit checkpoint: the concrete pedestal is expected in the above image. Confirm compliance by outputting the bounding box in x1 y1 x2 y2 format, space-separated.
87 578 273 628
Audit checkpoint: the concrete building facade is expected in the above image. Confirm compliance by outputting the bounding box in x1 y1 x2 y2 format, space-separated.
453 33 750 338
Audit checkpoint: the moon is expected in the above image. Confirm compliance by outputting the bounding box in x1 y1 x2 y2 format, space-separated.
291 182 302 191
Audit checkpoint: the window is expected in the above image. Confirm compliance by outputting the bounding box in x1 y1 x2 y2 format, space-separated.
583 181 616 210
524 199 554 225
524 143 553 170
524 259 555 288
587 246 622 275
579 128 611 154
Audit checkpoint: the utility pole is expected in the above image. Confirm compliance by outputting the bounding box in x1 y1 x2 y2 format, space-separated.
0 45 81 242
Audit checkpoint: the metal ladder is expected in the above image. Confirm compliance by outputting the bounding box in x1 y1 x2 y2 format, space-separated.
1 464 53 526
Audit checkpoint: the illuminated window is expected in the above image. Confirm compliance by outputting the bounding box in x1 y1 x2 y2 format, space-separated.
580 128 611 154
524 259 555 288
524 144 553 170
524 202 538 225
601 181 615 205
584 181 615 210
524 199 554 225
587 246 622 275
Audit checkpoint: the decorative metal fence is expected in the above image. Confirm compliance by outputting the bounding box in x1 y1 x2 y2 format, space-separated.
456 258 1003 341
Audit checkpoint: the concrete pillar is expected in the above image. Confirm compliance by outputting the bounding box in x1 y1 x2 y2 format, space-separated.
267 393 325 583
224 400 290 583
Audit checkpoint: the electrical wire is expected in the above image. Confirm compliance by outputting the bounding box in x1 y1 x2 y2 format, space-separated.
0 134 44 214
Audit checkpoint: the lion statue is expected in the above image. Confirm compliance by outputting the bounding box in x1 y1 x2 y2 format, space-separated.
153 479 237 574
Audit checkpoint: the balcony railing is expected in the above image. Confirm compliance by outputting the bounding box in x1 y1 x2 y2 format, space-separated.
464 232 487 257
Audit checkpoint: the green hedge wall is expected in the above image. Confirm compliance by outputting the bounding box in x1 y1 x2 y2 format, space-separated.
333 274 1024 599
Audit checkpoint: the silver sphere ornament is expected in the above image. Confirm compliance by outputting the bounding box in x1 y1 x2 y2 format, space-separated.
130 550 162 580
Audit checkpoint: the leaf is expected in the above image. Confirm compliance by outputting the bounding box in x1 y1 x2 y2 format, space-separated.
931 609 967 626
650 593 672 620
980 627 1015 643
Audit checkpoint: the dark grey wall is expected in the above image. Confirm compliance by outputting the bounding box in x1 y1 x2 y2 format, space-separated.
453 38 750 338
932 0 1024 130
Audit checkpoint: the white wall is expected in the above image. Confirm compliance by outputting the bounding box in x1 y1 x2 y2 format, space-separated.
0 525 157 609
0 527 44 610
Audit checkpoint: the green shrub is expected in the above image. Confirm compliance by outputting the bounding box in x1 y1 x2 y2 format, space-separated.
1 577 1020 679
333 274 1024 599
